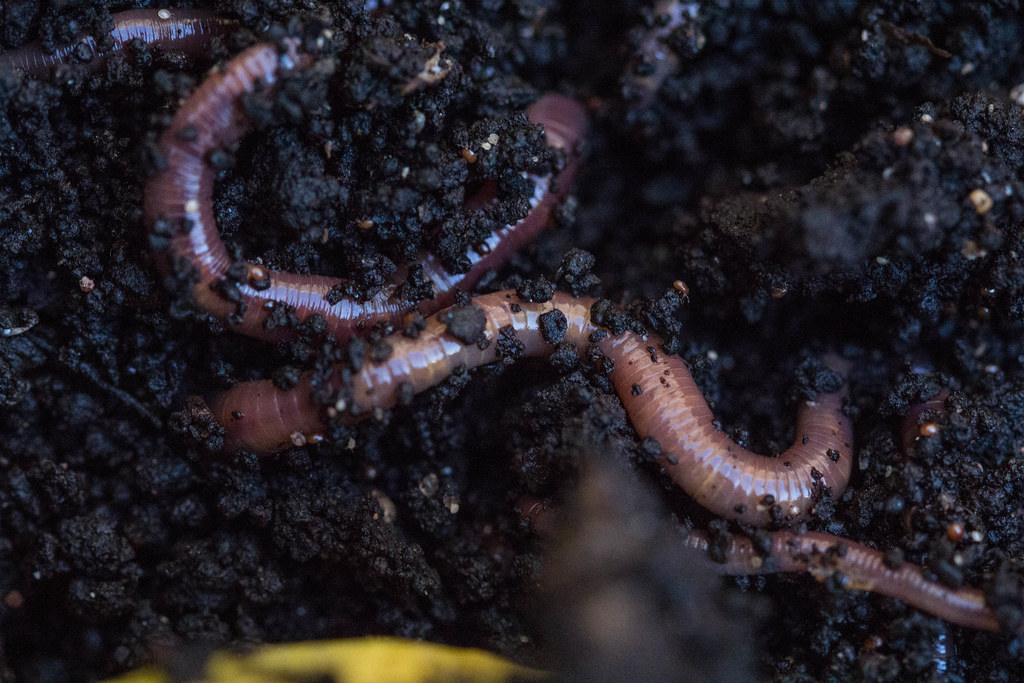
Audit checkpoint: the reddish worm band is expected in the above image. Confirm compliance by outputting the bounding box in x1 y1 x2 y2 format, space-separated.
144 41 587 342
520 498 1017 633
142 35 1007 635
15 18 985 635
211 290 855 527
0 9 239 76
684 529 1018 633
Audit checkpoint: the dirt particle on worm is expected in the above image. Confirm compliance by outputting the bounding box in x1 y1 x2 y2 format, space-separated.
442 304 488 345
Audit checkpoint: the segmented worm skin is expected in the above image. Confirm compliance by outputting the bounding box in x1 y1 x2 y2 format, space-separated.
0 9 238 76
516 494 1009 632
211 290 854 526
413 94 587 313
684 530 1016 633
144 42 310 332
124 20 1007 637
143 39 587 342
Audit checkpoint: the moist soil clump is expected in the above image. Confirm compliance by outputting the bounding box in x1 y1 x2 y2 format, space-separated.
2 1 1024 681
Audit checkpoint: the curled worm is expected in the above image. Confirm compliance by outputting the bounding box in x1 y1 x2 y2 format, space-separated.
684 529 1018 633
116 17 1005 639
144 40 587 342
0 9 239 76
210 290 854 526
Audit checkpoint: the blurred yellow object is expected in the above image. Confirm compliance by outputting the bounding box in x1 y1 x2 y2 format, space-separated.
105 636 548 683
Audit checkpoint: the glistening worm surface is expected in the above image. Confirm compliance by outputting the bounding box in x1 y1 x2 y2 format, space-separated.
684 530 1019 633
209 285 1021 633
522 498 1020 634
131 23 1012 641
0 5 1020 680
144 41 587 342
210 290 854 527
0 9 238 76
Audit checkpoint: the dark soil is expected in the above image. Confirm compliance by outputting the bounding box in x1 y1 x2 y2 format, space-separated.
2 1 1024 681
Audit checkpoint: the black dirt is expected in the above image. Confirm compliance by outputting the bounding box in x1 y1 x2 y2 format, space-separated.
537 309 567 345
2 1 1024 681
442 303 487 345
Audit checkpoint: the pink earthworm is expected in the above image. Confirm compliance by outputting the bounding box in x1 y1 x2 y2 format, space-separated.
5 1 1010 652
119 18 1011 639
210 290 854 526
684 529 1019 633
144 40 587 342
0 9 239 76
517 497 1016 633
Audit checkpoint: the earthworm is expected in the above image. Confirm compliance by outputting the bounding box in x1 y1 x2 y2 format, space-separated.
215 287 1020 632
684 529 1020 633
516 482 1016 632
144 40 587 342
210 290 854 525
0 9 239 76
129 18 1010 640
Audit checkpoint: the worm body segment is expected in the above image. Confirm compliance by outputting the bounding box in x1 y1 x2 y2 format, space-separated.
144 42 309 329
122 22 1010 639
9 4 1013 646
0 9 238 76
144 40 587 342
211 291 853 526
685 529 1015 633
